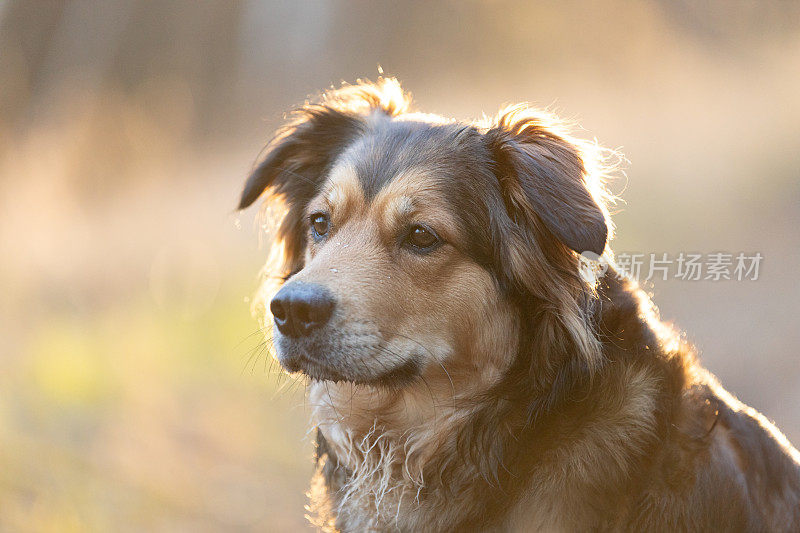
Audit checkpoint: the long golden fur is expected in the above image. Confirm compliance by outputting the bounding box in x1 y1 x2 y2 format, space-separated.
239 79 800 532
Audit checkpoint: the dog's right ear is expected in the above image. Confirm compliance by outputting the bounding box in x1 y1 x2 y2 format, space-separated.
238 78 411 275
239 78 410 211
237 106 364 275
238 107 363 210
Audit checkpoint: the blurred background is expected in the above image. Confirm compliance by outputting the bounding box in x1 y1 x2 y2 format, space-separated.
1 1 799 530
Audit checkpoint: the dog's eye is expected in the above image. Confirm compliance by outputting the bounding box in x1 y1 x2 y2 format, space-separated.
404 225 440 251
310 213 330 239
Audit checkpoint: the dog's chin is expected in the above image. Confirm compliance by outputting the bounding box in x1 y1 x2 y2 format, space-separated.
277 351 420 388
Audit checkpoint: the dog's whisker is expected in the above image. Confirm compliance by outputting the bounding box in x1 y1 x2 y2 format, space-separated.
234 327 272 350
379 332 457 414
324 381 344 426
240 340 269 376
417 374 439 431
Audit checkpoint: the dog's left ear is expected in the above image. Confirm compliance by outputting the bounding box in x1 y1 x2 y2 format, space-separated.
485 107 608 256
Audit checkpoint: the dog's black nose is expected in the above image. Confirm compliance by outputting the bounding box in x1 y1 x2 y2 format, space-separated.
270 282 336 337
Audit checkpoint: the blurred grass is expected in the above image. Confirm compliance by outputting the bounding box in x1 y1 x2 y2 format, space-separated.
0 277 312 532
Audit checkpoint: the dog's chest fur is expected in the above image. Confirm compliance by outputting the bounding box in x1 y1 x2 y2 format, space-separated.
307 389 475 532
305 361 664 532
301 276 800 532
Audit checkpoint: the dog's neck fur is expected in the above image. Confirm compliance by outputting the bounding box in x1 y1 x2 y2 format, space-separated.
308 382 516 532
309 386 478 531
307 328 522 531
306 274 690 532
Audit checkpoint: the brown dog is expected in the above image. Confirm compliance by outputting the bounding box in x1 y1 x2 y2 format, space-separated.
238 79 800 532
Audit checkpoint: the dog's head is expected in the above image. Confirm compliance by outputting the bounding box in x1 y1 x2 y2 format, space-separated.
240 80 612 390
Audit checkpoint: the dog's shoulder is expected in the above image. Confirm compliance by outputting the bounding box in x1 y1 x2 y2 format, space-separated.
618 379 800 531
592 272 800 530
705 377 800 529
595 274 800 530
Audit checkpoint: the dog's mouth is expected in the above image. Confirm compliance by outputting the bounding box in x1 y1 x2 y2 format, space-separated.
279 351 421 388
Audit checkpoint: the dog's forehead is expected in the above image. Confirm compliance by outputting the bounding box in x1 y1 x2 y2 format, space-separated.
348 123 437 197
319 121 470 222
311 119 499 258
337 120 474 196
321 160 455 236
